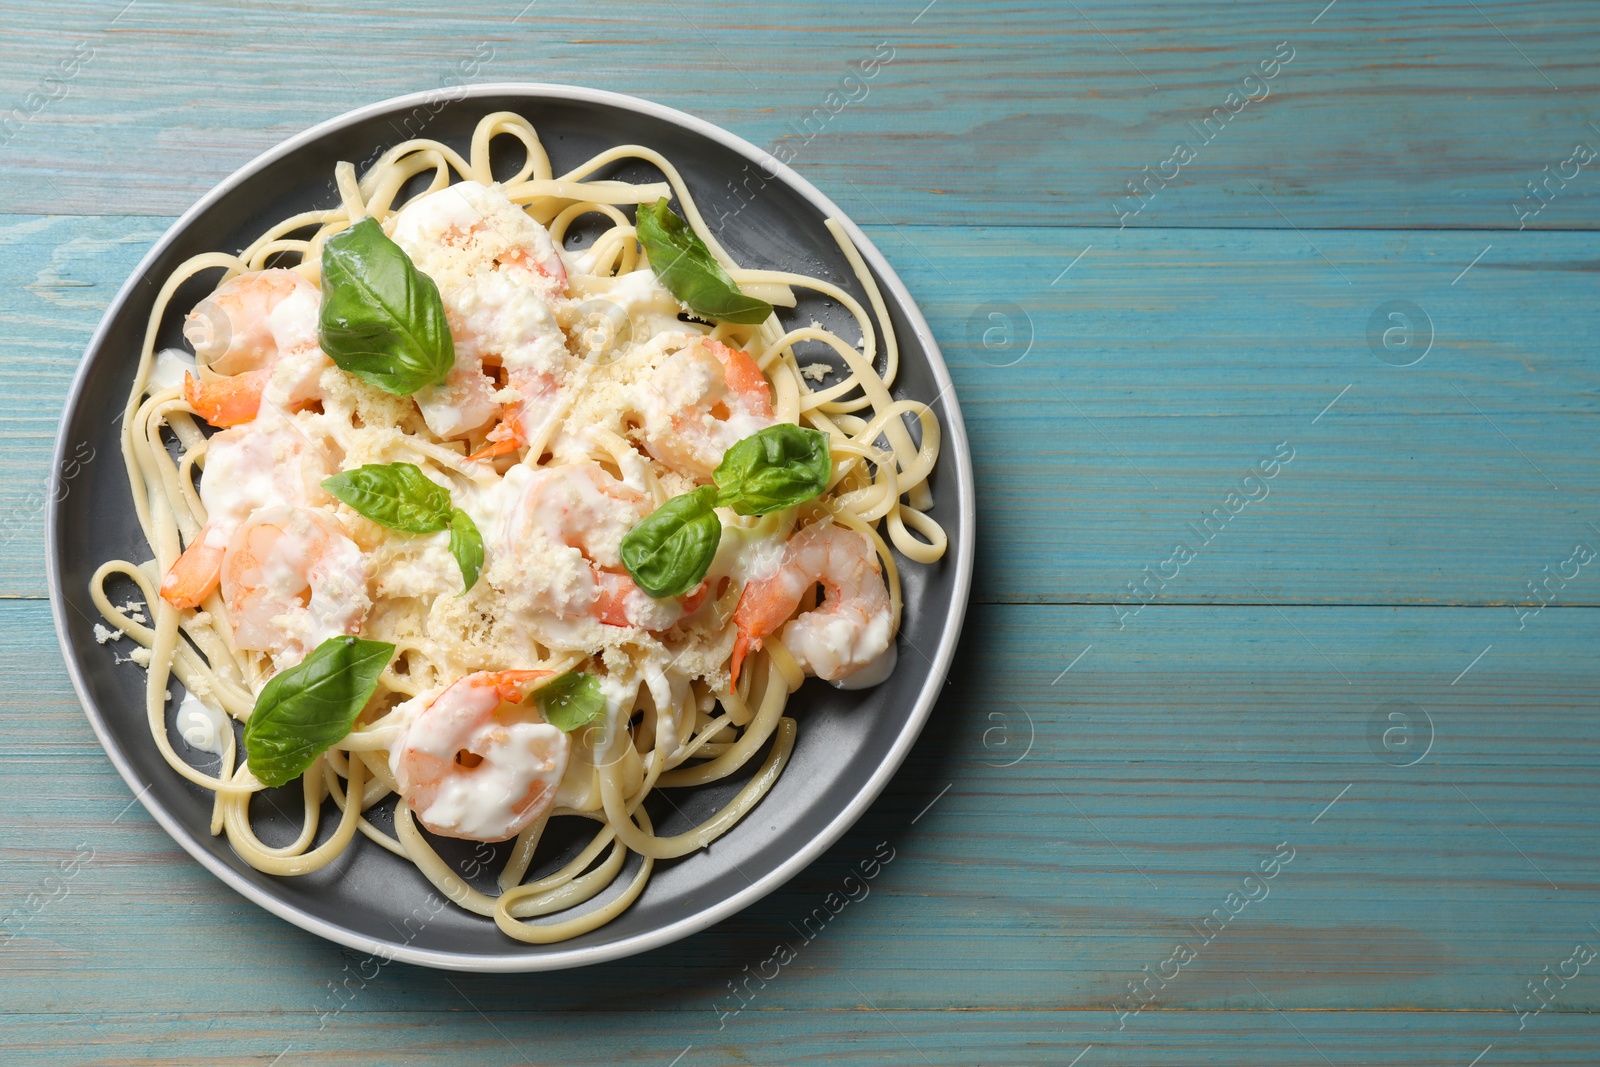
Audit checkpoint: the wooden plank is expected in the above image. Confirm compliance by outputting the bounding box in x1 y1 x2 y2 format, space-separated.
3 1009 1598 1066
7 217 1596 608
7 600 1598 1014
1 2 1598 227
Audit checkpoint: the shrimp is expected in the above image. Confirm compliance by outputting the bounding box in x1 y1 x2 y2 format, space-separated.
493 463 702 629
181 268 329 428
160 415 334 609
391 669 565 841
593 568 709 631
503 462 645 569
388 180 572 444
730 522 892 686
465 367 564 461
496 462 645 618
219 506 370 669
639 338 776 477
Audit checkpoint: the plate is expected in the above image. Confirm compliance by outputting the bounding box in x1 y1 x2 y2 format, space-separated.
46 84 974 971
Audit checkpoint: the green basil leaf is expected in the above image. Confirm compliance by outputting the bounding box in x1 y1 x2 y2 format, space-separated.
449 507 484 594
713 424 832 516
322 462 452 533
619 485 722 598
635 198 774 325
243 636 394 788
538 671 606 733
319 217 455 395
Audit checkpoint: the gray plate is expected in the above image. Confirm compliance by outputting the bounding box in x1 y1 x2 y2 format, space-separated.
46 84 973 972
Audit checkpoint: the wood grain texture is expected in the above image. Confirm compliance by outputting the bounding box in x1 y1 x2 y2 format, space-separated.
4 1011 1600 1066
6 600 1598 1019
0 1 1598 227
5 1 1600 1062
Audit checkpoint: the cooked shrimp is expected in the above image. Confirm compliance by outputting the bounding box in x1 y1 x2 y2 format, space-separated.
503 462 645 567
389 180 572 443
160 415 334 609
491 462 704 628
391 669 565 841
411 349 502 442
466 367 564 461
495 463 645 618
185 269 317 375
220 506 370 669
639 338 775 477
593 568 709 631
181 268 329 427
731 521 892 685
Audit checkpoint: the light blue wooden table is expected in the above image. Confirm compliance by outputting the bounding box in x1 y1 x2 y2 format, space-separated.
4 1 1598 1063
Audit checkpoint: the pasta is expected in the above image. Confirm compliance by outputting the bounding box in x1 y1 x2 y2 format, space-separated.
90 110 946 943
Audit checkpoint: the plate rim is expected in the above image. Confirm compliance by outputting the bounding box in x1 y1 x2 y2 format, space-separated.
46 81 976 972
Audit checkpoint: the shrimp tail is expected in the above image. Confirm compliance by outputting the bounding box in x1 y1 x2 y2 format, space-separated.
466 420 523 461
469 374 562 462
160 528 225 608
730 631 760 688
730 568 789 687
184 370 266 428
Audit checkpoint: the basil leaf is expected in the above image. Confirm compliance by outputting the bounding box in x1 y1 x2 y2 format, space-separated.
635 198 773 325
449 507 484 594
319 217 455 395
243 636 394 788
323 464 482 594
713 424 832 516
322 462 452 533
619 485 722 598
538 671 606 733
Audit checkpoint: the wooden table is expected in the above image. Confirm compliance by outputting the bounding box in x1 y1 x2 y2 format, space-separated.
4 1 1598 1063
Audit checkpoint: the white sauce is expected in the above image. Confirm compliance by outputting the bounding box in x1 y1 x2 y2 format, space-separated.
261 343 330 412
592 269 687 340
176 692 231 755
373 530 460 599
708 517 788 589
148 347 196 392
643 664 691 761
594 672 639 767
